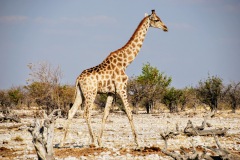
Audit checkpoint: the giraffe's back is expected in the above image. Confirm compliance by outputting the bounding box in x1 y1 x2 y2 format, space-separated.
77 64 116 95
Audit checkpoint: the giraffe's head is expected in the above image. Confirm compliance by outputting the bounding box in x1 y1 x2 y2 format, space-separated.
147 10 168 32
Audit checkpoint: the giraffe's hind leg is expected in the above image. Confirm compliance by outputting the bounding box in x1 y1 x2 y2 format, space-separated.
60 85 82 147
97 95 114 147
83 91 97 145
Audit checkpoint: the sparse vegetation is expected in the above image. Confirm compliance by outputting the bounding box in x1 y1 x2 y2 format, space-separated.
196 75 224 112
0 62 239 115
1 62 238 159
162 87 182 113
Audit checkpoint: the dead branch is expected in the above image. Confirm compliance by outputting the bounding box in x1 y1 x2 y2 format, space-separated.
161 149 184 160
0 108 21 123
28 109 60 160
0 124 24 129
160 123 180 149
159 123 191 160
161 141 205 160
161 145 216 160
184 120 227 136
160 117 238 160
160 131 179 149
160 130 180 141
161 130 239 160
0 115 21 123
205 135 240 160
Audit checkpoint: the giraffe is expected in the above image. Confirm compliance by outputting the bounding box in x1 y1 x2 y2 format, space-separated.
60 10 168 147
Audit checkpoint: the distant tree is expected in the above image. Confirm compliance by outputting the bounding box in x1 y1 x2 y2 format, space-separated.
25 82 48 104
95 94 108 111
196 75 223 112
225 82 240 113
162 87 182 113
95 94 123 112
180 87 199 111
0 90 11 107
26 62 62 86
58 85 75 105
57 85 75 116
26 62 63 114
7 87 24 107
127 76 144 114
136 63 172 113
178 88 187 111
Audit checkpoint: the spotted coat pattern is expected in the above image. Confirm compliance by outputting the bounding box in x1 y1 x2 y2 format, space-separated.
60 10 168 147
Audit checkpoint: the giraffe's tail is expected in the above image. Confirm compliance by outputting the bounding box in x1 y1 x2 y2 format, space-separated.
60 80 83 147
69 80 83 118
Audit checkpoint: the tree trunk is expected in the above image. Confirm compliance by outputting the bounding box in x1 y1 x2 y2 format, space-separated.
133 103 139 114
28 109 60 160
146 104 150 114
169 103 178 113
231 100 236 113
181 104 186 111
145 101 151 114
210 104 216 113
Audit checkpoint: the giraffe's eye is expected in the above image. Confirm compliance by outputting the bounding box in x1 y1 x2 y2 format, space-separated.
154 20 160 22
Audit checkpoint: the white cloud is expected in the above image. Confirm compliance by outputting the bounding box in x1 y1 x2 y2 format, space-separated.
42 28 83 36
87 15 118 26
0 15 28 24
34 17 57 25
33 15 117 27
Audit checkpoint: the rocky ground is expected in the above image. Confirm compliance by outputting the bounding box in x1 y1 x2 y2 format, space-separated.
0 109 240 159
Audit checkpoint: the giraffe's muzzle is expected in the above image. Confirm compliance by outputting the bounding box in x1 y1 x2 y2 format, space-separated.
163 25 168 32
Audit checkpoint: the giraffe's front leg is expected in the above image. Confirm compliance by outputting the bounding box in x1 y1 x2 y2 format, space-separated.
118 89 140 147
97 95 114 147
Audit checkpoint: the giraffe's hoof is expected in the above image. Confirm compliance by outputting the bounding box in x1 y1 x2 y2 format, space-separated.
89 143 96 148
55 143 62 148
135 142 142 149
135 146 144 151
58 142 64 148
97 138 103 148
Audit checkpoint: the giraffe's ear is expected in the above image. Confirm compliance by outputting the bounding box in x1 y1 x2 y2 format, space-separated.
144 13 148 17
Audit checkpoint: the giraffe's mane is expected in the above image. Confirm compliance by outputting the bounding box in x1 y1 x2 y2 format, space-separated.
123 16 149 49
107 16 149 57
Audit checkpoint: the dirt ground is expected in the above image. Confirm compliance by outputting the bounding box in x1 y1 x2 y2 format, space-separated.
0 109 240 159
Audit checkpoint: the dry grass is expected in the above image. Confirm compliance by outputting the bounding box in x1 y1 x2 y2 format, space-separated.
0 109 239 159
12 136 23 142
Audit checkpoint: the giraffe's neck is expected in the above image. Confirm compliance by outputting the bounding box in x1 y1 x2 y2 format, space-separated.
103 16 150 70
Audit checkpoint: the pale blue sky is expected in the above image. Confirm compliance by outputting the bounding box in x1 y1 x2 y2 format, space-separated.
0 0 240 89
